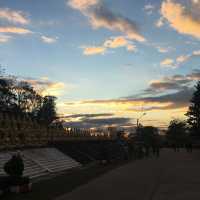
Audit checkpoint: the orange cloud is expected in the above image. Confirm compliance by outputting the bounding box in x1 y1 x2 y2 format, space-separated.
104 36 136 52
0 27 32 34
0 8 29 25
161 0 200 39
68 0 98 10
20 77 74 97
159 49 200 68
160 58 174 67
41 82 65 96
104 36 128 48
82 36 137 55
83 46 106 55
156 46 169 53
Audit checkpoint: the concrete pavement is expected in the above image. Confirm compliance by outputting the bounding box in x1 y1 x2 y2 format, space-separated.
56 149 200 200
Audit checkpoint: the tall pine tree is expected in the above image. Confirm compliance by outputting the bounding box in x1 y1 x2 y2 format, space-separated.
186 81 200 135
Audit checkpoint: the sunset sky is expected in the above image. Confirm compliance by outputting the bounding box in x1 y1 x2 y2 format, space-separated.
1 0 200 129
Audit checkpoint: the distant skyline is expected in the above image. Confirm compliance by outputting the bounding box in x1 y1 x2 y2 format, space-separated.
1 0 200 128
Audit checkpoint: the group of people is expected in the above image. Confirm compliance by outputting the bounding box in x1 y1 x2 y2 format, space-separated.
172 142 193 153
132 144 160 159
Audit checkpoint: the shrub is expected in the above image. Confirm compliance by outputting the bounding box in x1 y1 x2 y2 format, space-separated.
4 154 24 177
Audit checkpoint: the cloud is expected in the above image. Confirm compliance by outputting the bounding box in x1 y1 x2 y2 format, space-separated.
0 8 29 25
104 36 128 48
157 47 168 53
72 69 200 112
144 4 155 15
68 69 199 107
160 58 174 67
187 69 200 80
80 87 192 112
60 70 200 127
41 82 66 96
160 49 200 68
160 0 200 39
192 50 200 56
174 49 200 66
176 55 190 63
149 42 174 54
62 113 113 119
147 80 182 92
156 45 172 53
68 0 146 42
82 36 137 55
63 116 131 128
104 36 136 52
81 117 131 126
76 91 190 113
144 70 200 94
0 26 32 34
145 78 189 95
82 46 106 55
155 17 164 27
88 6 146 42
126 44 136 52
41 35 58 43
135 88 193 110
20 77 69 97
68 0 99 10
0 34 11 43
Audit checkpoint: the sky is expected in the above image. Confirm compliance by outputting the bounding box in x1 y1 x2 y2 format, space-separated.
0 0 200 129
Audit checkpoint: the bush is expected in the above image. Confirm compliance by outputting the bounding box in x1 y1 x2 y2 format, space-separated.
4 154 24 177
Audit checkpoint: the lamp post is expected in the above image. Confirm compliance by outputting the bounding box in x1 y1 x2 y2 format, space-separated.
136 112 146 128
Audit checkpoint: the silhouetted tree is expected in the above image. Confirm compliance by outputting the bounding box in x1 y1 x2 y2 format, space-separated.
186 81 200 136
31 93 43 118
37 95 57 126
166 119 187 147
0 78 16 112
0 68 57 126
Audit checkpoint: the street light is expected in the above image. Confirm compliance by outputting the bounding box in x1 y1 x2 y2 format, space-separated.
136 112 146 128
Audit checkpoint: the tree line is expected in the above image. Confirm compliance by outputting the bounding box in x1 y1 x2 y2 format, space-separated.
132 80 200 150
0 69 57 127
167 81 200 145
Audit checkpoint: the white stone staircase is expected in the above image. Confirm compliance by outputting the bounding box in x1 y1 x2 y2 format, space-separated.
0 148 81 179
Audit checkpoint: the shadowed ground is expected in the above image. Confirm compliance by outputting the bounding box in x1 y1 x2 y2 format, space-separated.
56 149 200 200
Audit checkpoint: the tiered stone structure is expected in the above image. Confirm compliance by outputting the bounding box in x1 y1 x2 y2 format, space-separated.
0 112 111 150
0 112 47 149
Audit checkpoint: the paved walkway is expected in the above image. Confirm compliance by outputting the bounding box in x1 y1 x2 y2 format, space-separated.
56 149 200 200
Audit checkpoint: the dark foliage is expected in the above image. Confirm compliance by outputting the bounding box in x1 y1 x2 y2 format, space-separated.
4 154 24 177
0 70 57 126
166 119 187 144
37 95 57 126
186 81 200 135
